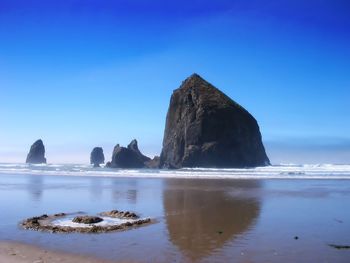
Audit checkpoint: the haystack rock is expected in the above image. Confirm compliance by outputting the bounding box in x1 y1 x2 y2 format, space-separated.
90 147 105 167
110 140 150 168
160 74 270 168
26 139 47 164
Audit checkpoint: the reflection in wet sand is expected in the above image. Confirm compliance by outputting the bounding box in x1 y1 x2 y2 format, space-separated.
90 178 103 201
163 179 261 261
126 189 137 204
111 179 138 204
27 175 43 202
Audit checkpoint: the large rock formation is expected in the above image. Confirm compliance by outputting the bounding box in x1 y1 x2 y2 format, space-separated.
26 139 47 164
160 74 270 168
110 139 151 168
90 147 105 167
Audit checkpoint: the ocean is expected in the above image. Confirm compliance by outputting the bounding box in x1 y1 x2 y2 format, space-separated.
0 163 350 179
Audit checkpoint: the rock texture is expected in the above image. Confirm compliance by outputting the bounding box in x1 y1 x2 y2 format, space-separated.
72 216 103 224
160 74 270 168
21 212 152 233
145 156 160 169
128 139 151 163
110 140 150 168
26 139 47 164
90 147 105 167
100 210 139 219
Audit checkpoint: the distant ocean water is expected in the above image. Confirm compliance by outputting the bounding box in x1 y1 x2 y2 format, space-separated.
0 163 350 179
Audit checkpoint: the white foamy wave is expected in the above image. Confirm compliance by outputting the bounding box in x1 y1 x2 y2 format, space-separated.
0 163 350 179
52 216 137 228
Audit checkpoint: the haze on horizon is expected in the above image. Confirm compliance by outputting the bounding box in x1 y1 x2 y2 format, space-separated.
0 0 349 164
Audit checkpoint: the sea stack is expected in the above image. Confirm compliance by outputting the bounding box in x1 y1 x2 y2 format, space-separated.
26 139 47 164
110 139 150 168
160 73 270 168
90 147 105 167
128 139 151 163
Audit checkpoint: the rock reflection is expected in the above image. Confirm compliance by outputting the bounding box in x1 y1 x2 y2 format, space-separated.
111 179 138 204
126 189 137 204
27 175 43 202
90 178 103 201
163 179 261 261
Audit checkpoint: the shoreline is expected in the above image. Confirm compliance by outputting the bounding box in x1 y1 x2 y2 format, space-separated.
0 241 116 263
1 172 349 180
1 163 350 180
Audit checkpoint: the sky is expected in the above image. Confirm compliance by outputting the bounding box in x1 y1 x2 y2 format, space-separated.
0 0 349 164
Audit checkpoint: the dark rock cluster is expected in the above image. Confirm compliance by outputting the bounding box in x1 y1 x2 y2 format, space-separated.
108 139 159 168
26 139 47 164
22 214 49 229
110 143 145 168
160 74 270 168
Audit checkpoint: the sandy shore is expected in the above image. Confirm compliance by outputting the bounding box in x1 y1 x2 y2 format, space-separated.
0 241 115 263
1 174 349 262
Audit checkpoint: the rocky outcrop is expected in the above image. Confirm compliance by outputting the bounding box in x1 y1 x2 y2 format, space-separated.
100 210 139 219
21 212 153 233
90 147 105 167
111 144 144 168
145 156 160 169
110 140 150 168
72 216 103 224
128 139 151 162
160 74 270 168
26 139 47 164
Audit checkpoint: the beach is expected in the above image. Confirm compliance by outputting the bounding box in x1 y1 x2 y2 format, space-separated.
0 168 349 262
0 241 114 263
1 1 349 262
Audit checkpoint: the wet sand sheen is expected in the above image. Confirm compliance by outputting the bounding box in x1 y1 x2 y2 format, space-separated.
0 173 349 262
0 241 114 263
163 179 261 261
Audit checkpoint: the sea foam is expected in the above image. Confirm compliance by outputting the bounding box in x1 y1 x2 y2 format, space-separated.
0 163 350 179
52 216 137 228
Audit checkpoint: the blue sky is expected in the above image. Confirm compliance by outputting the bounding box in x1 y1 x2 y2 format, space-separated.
0 0 349 164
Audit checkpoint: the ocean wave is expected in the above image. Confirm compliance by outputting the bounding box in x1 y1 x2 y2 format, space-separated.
0 163 350 179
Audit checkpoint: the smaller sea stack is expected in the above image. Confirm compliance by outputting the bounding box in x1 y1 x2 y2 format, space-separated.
90 147 105 167
26 139 47 164
110 139 151 168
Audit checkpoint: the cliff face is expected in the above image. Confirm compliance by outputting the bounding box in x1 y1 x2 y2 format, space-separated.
160 74 270 168
26 139 47 164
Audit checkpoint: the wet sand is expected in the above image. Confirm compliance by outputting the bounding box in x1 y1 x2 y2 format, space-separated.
0 241 114 263
0 173 349 262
